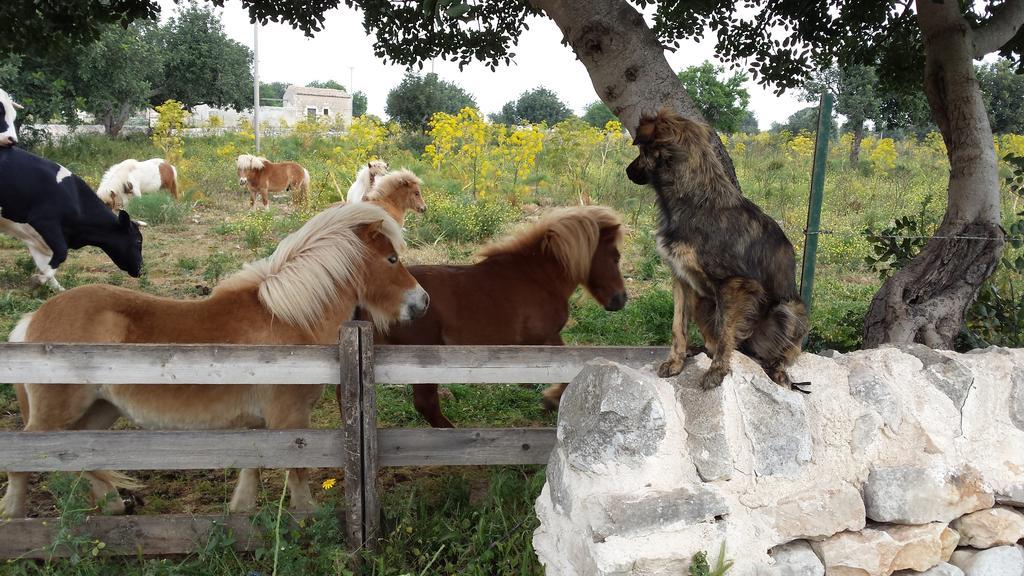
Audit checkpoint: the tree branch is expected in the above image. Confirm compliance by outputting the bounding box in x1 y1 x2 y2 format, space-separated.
972 0 1024 57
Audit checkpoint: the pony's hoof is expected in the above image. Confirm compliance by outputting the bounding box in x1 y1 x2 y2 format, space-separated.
541 383 566 411
657 359 684 378
700 366 727 390
0 495 25 519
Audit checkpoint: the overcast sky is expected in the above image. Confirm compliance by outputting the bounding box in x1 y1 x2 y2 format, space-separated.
160 0 805 130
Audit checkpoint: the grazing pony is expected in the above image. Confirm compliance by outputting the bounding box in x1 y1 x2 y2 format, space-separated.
0 146 143 291
0 202 429 518
375 205 627 427
237 154 310 209
96 158 179 211
364 169 426 227
346 160 389 203
0 87 22 147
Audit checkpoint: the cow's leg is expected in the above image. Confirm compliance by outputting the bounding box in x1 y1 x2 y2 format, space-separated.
25 242 62 291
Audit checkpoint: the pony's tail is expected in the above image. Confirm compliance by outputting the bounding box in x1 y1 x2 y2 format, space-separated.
8 313 33 425
168 164 179 199
91 470 145 491
300 168 311 205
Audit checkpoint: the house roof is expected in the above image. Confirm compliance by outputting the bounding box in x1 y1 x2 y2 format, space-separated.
285 85 350 98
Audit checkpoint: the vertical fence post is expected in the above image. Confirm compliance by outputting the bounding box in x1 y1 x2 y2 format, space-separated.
800 92 833 317
339 321 379 557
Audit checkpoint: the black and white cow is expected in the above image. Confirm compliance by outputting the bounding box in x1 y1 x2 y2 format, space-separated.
0 145 144 291
0 88 20 147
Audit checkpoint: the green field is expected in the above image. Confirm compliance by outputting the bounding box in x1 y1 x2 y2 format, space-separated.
2 116 1023 574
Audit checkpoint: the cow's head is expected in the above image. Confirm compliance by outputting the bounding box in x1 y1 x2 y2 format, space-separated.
66 211 144 278
0 88 22 147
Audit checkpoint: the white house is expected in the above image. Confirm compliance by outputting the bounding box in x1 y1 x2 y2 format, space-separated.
187 84 352 129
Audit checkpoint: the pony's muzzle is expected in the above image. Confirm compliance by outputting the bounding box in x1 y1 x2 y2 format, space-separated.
605 291 628 311
402 285 430 320
238 177 247 186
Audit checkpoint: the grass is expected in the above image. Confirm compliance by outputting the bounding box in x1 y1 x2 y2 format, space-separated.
126 192 191 226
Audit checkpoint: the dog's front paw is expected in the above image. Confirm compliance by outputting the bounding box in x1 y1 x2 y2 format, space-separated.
700 365 728 390
657 358 684 378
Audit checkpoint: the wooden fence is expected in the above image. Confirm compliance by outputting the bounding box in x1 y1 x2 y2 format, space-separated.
0 321 666 560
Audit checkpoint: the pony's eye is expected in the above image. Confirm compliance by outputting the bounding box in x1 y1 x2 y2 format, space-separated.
388 254 398 264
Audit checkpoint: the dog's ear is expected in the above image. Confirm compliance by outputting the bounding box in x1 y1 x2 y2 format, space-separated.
632 113 659 146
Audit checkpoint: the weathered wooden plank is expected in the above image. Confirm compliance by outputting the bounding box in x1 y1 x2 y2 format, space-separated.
340 323 365 550
378 428 556 466
0 343 338 385
0 427 557 471
0 343 669 385
0 513 318 559
374 345 670 383
0 430 345 472
359 325 381 546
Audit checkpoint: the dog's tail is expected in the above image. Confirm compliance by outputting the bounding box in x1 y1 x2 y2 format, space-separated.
746 299 809 367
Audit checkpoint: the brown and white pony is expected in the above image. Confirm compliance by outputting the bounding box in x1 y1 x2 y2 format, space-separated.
97 158 179 211
346 160 389 203
375 205 627 427
237 154 310 209
1 202 429 518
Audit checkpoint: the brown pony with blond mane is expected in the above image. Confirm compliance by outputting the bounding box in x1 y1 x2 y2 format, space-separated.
237 154 310 209
1 202 429 518
363 169 426 226
374 205 627 427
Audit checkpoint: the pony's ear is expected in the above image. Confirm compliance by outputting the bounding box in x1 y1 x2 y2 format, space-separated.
600 223 622 238
632 114 658 146
361 219 385 239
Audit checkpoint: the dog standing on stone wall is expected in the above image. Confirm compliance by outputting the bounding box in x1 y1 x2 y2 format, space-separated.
626 108 809 391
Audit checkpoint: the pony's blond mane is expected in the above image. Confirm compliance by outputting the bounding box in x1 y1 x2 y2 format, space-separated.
236 154 267 172
366 169 420 202
218 202 405 332
477 206 623 283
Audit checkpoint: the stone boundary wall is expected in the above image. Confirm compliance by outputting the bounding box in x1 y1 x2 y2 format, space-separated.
533 345 1024 575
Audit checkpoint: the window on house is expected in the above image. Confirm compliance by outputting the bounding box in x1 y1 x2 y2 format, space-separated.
323 108 330 116
306 107 317 120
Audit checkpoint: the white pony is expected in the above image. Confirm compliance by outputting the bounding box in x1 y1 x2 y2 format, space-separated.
346 160 389 203
97 158 179 211
0 87 22 147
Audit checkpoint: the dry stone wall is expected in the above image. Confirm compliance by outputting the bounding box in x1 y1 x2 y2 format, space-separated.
533 346 1024 576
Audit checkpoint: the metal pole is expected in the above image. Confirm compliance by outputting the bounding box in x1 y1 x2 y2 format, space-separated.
799 93 833 317
252 22 260 154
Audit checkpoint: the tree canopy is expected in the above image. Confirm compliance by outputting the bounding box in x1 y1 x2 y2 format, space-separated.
676 61 751 133
976 58 1024 134
153 3 253 110
582 101 616 129
385 71 476 131
491 87 573 126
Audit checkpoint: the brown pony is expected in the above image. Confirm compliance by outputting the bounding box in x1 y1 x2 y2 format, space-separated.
236 154 310 209
364 169 427 227
376 205 627 427
1 202 429 518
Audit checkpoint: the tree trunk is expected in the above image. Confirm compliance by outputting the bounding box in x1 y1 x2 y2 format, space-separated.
862 1 1006 348
529 0 740 189
849 120 864 165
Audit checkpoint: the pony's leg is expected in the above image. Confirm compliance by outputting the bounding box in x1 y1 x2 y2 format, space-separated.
541 336 568 410
229 469 261 512
263 386 317 511
2 384 100 518
261 186 270 210
74 401 129 515
413 384 454 428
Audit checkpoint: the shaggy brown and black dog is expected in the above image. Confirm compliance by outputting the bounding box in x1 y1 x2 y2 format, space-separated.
626 108 809 391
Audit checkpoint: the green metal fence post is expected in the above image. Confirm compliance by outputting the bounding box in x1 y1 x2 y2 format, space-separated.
799 93 833 318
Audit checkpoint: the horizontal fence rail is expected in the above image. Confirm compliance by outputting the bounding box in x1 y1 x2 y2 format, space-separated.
0 329 668 561
0 428 556 472
0 343 668 384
